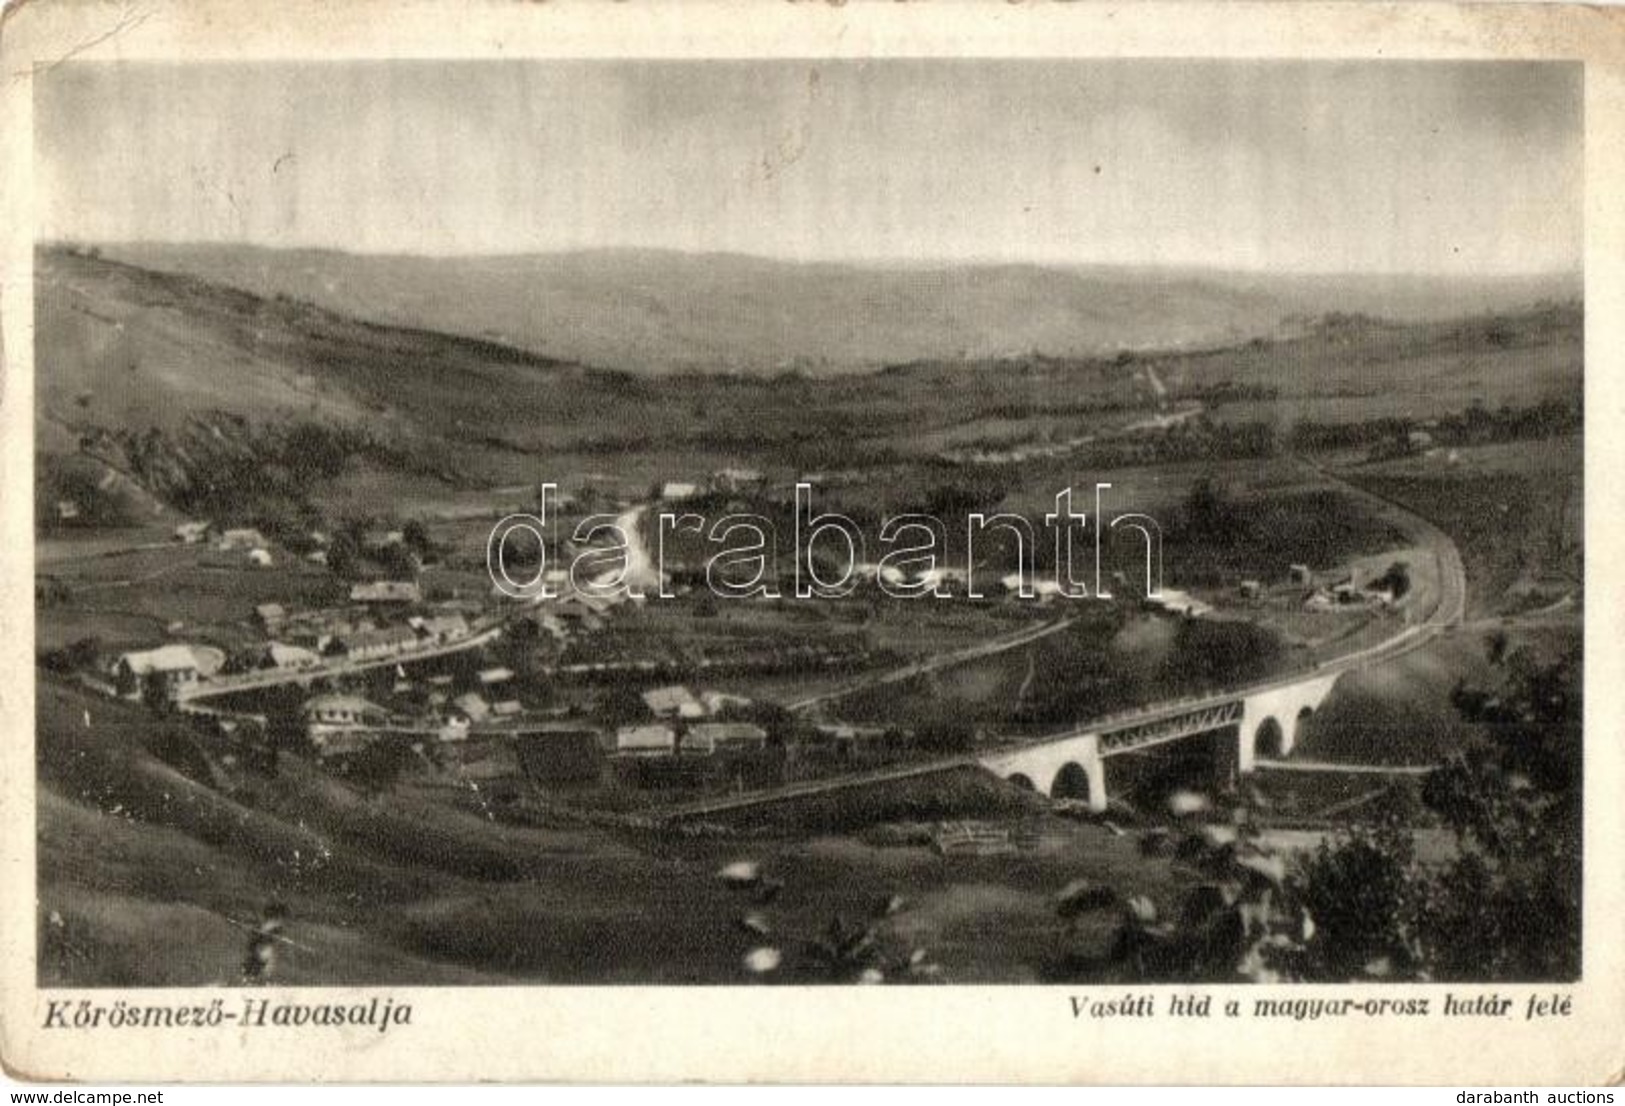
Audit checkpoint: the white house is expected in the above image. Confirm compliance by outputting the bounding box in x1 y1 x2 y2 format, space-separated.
302 694 387 730
641 685 705 719
217 528 266 551
114 645 203 701
604 724 677 757
260 642 320 671
452 692 492 723
350 581 422 605
333 625 419 662
683 722 769 756
411 613 470 643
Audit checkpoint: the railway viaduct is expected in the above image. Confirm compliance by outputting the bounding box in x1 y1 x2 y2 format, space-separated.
977 672 1342 813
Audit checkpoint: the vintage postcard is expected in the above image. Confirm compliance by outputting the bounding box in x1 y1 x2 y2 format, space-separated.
1 0 1622 1085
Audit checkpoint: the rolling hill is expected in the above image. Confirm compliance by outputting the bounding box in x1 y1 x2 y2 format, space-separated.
33 244 1582 530
86 242 1581 377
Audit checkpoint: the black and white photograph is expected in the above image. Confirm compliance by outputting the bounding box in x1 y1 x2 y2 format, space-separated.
23 50 1591 999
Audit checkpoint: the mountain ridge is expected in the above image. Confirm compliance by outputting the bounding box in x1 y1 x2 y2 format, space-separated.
74 242 1581 378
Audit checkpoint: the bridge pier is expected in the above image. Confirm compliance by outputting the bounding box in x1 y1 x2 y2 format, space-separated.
1237 673 1341 773
981 734 1109 813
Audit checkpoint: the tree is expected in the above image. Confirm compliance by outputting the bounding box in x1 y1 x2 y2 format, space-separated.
402 520 435 559
1182 478 1244 542
1051 635 1582 985
141 671 175 715
326 531 362 580
1287 640 1581 982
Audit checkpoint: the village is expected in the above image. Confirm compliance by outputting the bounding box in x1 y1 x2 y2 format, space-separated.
40 448 1428 826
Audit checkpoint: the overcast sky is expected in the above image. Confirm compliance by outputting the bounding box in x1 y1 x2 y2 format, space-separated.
36 59 1581 274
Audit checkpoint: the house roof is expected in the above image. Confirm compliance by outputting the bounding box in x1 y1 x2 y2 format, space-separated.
641 685 700 714
452 693 491 718
118 645 201 674
338 626 419 650
350 581 420 602
687 722 768 741
264 642 318 666
416 614 468 635
303 693 382 716
616 724 676 748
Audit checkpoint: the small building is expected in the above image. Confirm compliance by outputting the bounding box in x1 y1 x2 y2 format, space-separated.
683 722 769 756
1147 589 1212 618
699 690 753 716
261 642 320 671
815 723 892 758
411 613 470 644
174 520 211 544
1303 589 1337 612
452 692 492 723
1031 579 1069 603
333 625 419 662
217 528 267 551
254 603 287 630
642 684 705 719
659 481 701 502
113 645 202 701
477 666 515 686
491 699 524 718
1239 580 1262 600
302 694 387 729
246 548 274 568
604 724 677 757
55 500 81 522
917 566 971 593
350 580 422 605
1288 564 1314 586
302 695 388 756
711 467 765 493
856 563 909 588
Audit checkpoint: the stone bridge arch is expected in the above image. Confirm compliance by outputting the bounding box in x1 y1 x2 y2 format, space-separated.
1238 673 1342 770
980 733 1107 812
1254 716 1286 759
1051 762 1094 804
